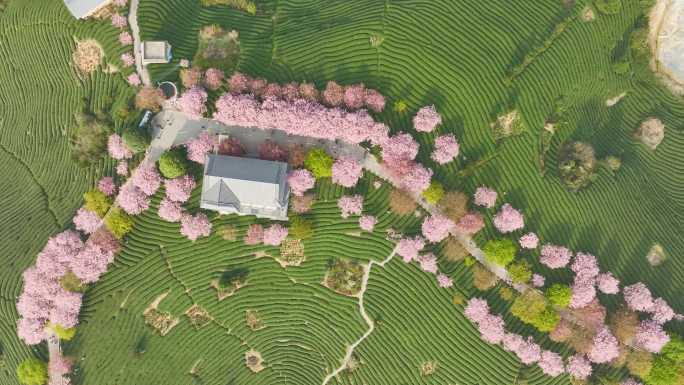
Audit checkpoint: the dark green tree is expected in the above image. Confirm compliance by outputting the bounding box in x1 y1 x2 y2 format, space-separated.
158 150 187 179
122 126 151 152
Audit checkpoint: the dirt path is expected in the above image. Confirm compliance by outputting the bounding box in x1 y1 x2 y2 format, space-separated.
128 0 151 86
322 247 398 384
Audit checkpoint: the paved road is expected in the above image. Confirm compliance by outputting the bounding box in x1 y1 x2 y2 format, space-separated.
128 0 151 86
47 331 63 384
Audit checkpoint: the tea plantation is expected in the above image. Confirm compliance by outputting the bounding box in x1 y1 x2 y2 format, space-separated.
0 0 683 382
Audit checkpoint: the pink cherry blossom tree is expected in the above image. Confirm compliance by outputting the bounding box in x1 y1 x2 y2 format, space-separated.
421 213 454 243
132 165 162 196
479 314 505 344
419 253 438 273
281 82 300 102
359 216 378 232
157 198 182 222
119 31 132 46
343 84 365 109
229 72 252 95
651 298 675 324
17 317 46 345
217 137 245 157
244 224 264 245
203 68 224 90
73 207 103 234
519 232 539 249
531 274 545 287
108 134 134 160
331 156 363 187
493 203 524 233
566 354 592 380
258 141 286 162
571 252 600 279
503 333 524 352
338 195 363 218
413 105 442 132
474 186 497 208
98 177 116 196
587 326 620 363
286 169 315 197
636 319 670 353
322 81 343 107
121 53 134 67
298 82 319 103
128 73 141 86
456 211 484 235
436 274 453 288
573 298 606 324
118 186 150 215
180 213 212 242
623 282 654 312
70 243 114 285
396 236 425 263
111 13 127 28
177 85 208 120
186 132 215 164
538 351 564 377
430 134 460 164
516 337 541 364
114 0 127 6
382 132 419 162
403 163 433 193
213 93 260 127
620 380 642 385
569 277 597 309
263 224 288 246
540 244 572 269
596 272 620 294
549 318 571 342
116 161 128 176
363 89 385 112
49 290 83 329
48 354 72 375
165 175 195 203
464 297 489 323
373 181 381 189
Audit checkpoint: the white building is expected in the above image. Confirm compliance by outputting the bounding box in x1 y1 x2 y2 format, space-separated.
64 0 112 19
141 41 172 66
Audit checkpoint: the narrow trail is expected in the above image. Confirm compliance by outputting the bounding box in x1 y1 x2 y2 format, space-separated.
322 247 398 385
128 0 151 86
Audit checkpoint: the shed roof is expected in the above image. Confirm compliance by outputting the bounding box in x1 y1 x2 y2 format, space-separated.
64 0 109 19
200 154 289 212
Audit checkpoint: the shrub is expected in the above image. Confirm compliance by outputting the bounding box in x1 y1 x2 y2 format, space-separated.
217 271 247 291
217 225 238 241
16 358 47 385
545 284 572 307
389 189 416 215
246 1 256 14
423 181 444 204
122 126 151 152
70 108 111 168
605 155 622 170
612 58 630 74
500 287 513 300
245 310 264 330
558 139 597 191
511 292 547 325
393 100 406 112
482 238 516 266
291 194 315 213
626 350 653 377
473 264 497 291
304 148 333 178
158 151 187 179
436 190 468 222
47 322 75 340
326 259 364 295
508 259 532 283
83 188 112 217
596 0 621 14
60 270 89 292
105 208 134 239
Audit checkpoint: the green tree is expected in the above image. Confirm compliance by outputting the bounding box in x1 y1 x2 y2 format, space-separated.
246 1 257 14
612 58 630 74
508 259 532 283
482 238 516 266
289 215 313 239
423 181 444 204
304 149 333 178
83 188 113 217
661 333 684 364
16 358 47 385
158 150 187 179
534 307 561 332
545 284 572 307
61 270 88 292
47 322 76 340
511 292 546 325
645 356 678 385
499 287 513 300
105 208 134 239
122 126 151 152
70 107 112 169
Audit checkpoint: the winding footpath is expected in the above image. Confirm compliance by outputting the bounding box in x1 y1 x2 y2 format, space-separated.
128 0 151 86
321 248 398 384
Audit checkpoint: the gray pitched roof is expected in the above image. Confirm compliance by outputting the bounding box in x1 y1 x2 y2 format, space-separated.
200 154 289 214
64 0 108 19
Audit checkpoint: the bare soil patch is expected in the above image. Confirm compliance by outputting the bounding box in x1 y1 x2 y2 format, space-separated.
73 38 104 78
189 360 201 374
245 350 265 373
581 6 596 22
490 110 524 139
606 92 627 106
142 292 179 335
345 232 361 237
276 239 305 267
634 117 665 150
184 305 213 329
646 243 667 266
103 63 119 74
